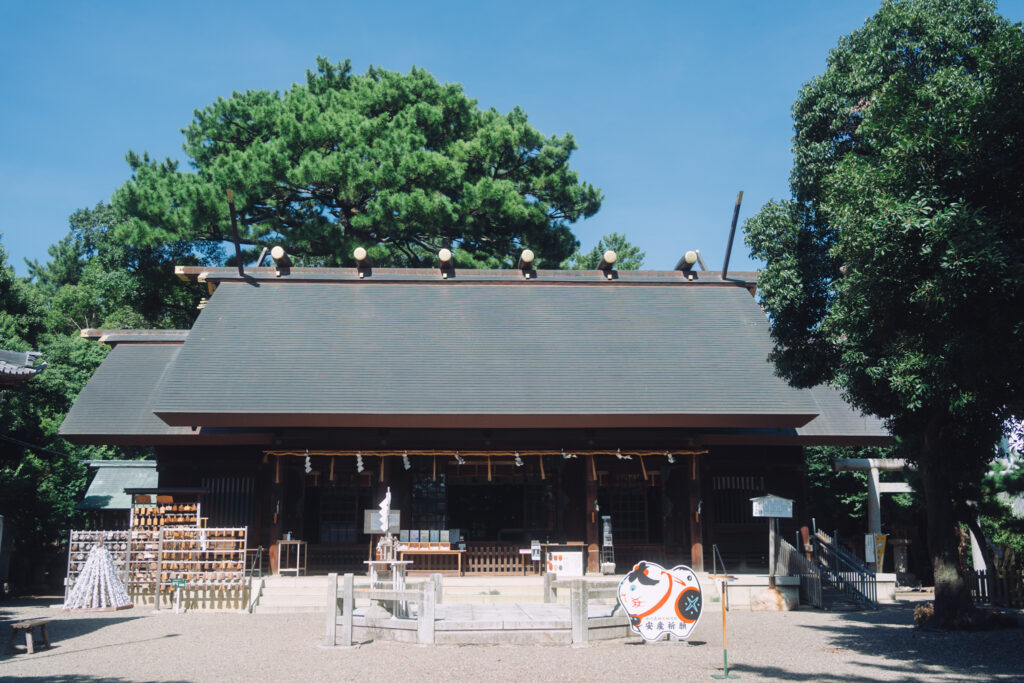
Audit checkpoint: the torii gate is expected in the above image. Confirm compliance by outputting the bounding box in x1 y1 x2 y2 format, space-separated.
833 458 913 572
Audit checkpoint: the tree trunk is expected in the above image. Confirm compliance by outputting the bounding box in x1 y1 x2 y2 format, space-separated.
918 453 976 628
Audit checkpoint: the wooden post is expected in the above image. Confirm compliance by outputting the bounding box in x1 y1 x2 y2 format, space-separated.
430 573 443 604
341 573 354 647
418 582 436 644
268 457 284 575
324 572 339 646
768 519 777 589
688 453 704 571
154 527 163 611
585 455 599 574
570 579 589 645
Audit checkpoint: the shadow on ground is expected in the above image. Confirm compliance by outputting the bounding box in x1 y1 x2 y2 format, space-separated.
0 677 187 683
781 601 1024 681
2 596 152 659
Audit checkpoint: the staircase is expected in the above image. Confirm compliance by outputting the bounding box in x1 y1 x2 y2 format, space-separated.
821 585 868 611
251 576 331 614
813 530 878 611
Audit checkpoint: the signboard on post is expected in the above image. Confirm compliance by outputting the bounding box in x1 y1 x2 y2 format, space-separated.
751 495 793 519
751 494 794 588
865 533 887 567
362 510 400 535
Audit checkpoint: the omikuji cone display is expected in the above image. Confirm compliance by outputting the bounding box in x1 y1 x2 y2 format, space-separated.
64 544 133 611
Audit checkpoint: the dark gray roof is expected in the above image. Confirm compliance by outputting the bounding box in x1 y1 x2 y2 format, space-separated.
78 460 157 510
59 344 195 440
152 281 818 429
59 344 272 445
798 385 889 441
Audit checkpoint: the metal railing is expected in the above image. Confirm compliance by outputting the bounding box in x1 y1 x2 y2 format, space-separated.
776 536 822 609
245 546 263 578
813 530 877 609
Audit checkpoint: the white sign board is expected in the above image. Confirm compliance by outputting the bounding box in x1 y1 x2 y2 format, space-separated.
362 510 400 534
546 547 584 576
750 495 793 518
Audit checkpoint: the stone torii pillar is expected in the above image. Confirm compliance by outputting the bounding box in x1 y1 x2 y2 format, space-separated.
832 458 912 571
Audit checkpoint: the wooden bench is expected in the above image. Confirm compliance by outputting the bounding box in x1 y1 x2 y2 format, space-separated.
5 618 53 655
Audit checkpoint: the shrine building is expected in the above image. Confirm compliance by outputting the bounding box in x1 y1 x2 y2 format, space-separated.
60 257 888 575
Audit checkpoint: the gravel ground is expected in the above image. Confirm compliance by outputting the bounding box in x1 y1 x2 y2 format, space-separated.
2 592 1022 682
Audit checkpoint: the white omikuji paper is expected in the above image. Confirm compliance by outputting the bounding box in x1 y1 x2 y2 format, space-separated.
64 544 132 610
378 486 392 534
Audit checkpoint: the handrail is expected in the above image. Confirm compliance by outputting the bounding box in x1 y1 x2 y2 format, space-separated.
778 537 822 608
712 544 729 577
246 546 263 578
813 532 877 609
815 531 873 574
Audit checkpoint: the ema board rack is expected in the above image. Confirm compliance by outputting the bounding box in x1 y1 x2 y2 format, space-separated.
157 527 248 591
64 530 131 601
129 502 200 531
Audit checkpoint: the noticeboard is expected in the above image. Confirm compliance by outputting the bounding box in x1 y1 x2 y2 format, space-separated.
362 509 400 534
750 495 793 518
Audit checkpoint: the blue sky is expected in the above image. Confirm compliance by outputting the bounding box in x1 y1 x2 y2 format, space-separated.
3 1 1023 276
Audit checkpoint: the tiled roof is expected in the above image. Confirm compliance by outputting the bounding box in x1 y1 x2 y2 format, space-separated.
0 349 45 386
78 460 157 510
152 280 818 429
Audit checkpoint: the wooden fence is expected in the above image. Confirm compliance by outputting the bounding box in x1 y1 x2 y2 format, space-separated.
464 542 535 574
968 568 1024 608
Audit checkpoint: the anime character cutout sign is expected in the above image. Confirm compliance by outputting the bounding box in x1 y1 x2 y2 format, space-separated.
617 561 703 641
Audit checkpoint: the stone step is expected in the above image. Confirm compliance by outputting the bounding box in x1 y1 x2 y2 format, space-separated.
252 604 326 614
257 594 329 606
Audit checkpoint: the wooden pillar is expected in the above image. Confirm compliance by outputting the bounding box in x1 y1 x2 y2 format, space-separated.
688 453 704 571
585 454 599 574
268 455 283 574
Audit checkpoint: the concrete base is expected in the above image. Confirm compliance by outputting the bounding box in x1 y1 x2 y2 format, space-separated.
710 575 800 611
750 587 798 611
876 573 897 603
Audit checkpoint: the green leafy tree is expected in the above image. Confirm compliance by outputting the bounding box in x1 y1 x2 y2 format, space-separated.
112 58 602 268
744 0 1024 627
562 232 646 270
2 235 127 591
27 203 214 331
